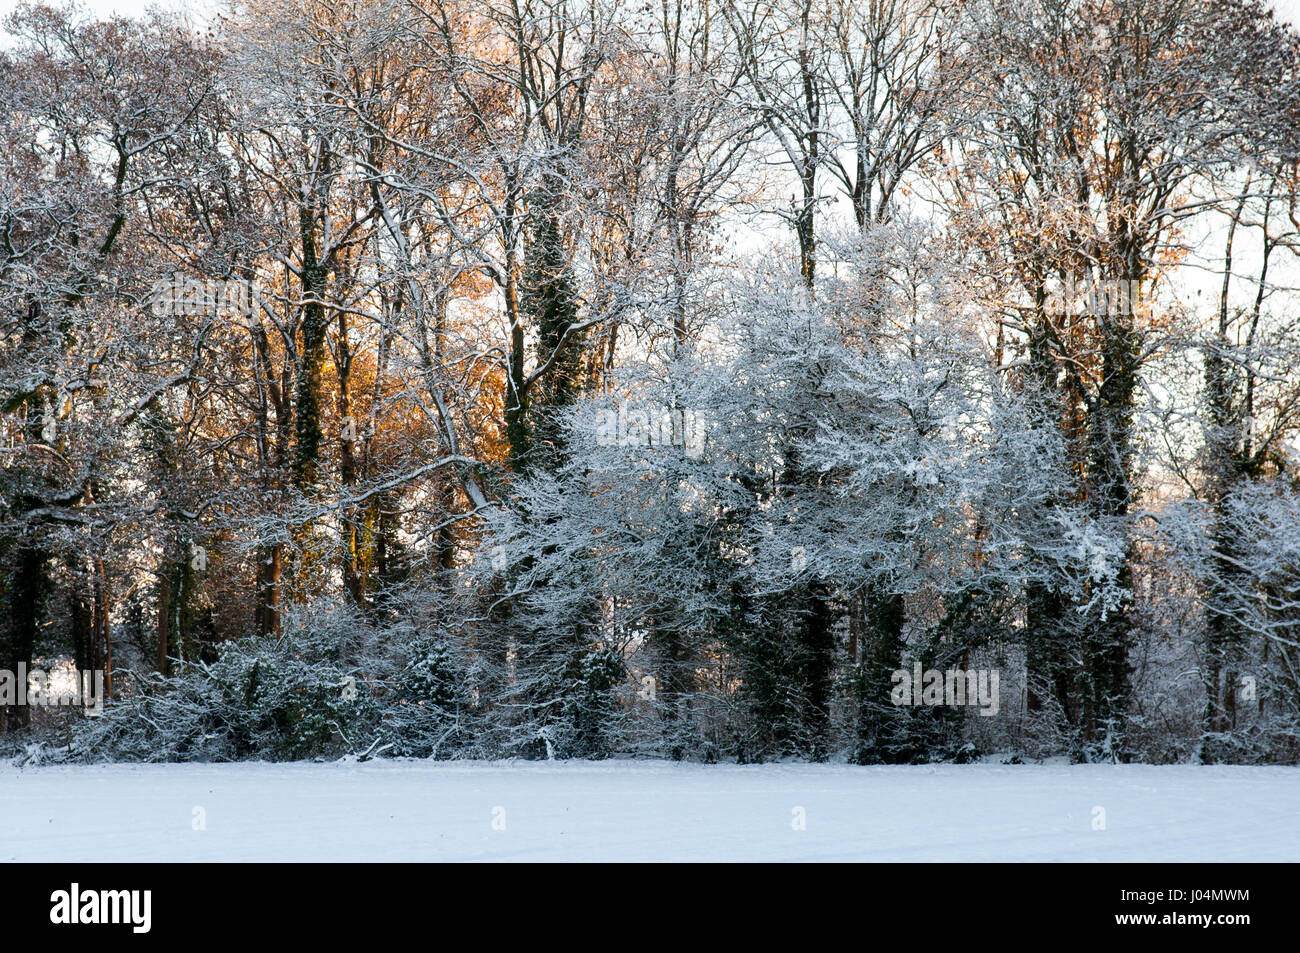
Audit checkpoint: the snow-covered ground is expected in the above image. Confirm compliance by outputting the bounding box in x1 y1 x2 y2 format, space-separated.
1 760 1296 861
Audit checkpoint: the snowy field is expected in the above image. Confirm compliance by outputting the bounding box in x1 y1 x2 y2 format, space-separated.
1 760 1297 862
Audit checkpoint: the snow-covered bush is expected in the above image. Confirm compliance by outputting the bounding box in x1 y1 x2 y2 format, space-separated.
376 637 469 758
70 634 375 762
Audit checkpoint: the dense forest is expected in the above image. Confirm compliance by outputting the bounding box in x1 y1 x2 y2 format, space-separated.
4 0 1300 766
